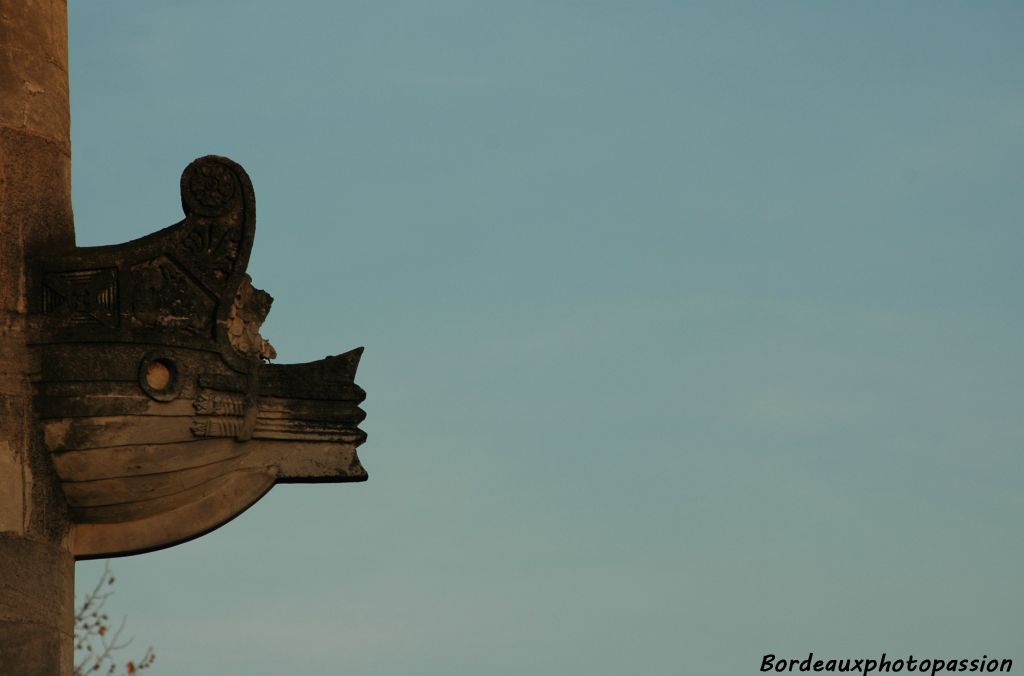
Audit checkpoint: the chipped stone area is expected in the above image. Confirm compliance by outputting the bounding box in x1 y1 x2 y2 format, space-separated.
224 274 277 360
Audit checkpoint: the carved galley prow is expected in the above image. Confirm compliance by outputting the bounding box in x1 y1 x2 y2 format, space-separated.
31 156 368 559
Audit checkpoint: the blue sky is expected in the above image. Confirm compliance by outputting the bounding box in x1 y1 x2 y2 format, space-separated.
70 2 1023 674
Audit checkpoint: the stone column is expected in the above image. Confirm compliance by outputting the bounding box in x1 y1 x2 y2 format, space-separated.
0 1 76 674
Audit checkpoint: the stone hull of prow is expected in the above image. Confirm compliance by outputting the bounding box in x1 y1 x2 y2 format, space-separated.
31 156 368 559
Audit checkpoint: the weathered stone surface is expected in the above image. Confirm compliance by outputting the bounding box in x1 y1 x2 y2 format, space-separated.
1 2 76 674
0 0 71 153
0 620 73 676
33 156 369 560
0 534 74 676
0 533 73 626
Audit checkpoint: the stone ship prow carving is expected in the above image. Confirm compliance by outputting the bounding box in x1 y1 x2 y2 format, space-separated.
31 156 367 559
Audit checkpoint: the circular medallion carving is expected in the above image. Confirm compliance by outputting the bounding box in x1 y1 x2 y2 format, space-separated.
181 157 239 217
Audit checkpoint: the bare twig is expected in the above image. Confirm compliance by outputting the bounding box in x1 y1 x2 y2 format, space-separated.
73 563 156 675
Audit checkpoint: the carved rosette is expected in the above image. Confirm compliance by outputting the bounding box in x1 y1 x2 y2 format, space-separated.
181 157 239 217
32 156 368 560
